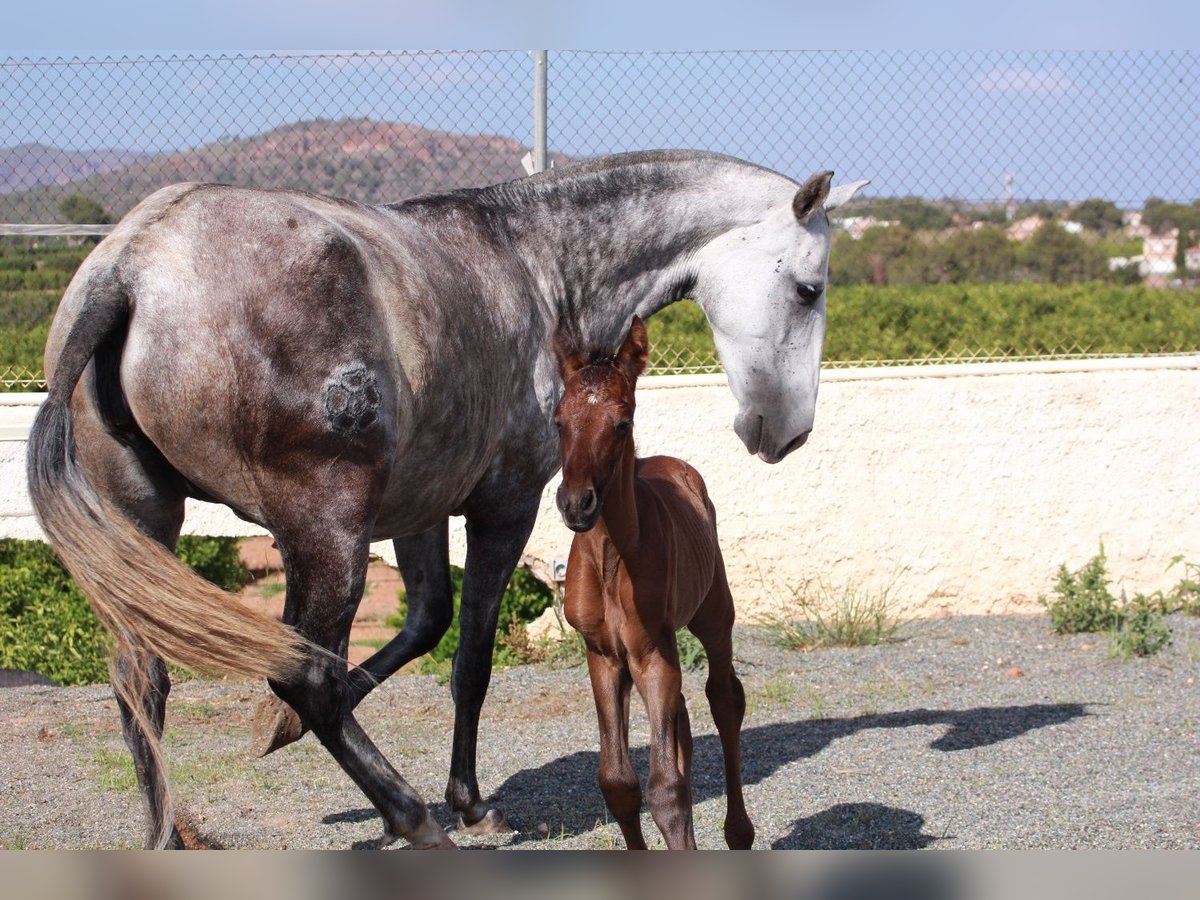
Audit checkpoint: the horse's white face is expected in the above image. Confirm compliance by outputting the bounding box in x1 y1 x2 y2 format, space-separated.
693 174 868 464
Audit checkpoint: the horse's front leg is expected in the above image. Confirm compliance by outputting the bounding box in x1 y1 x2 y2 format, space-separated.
632 643 697 850
444 501 539 833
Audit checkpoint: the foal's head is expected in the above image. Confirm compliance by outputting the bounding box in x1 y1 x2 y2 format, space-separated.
554 317 649 532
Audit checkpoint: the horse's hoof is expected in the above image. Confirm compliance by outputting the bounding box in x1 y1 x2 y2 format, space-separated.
457 808 514 835
250 695 304 757
388 817 457 849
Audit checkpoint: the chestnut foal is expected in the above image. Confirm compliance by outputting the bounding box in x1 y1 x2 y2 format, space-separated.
553 317 754 850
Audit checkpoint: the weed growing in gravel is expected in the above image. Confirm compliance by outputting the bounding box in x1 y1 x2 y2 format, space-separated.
1163 557 1200 616
1041 545 1124 633
745 675 795 717
759 577 901 650
1109 595 1173 659
1041 546 1174 657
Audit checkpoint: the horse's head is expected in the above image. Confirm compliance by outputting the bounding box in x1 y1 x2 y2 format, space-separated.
552 317 648 532
691 171 869 463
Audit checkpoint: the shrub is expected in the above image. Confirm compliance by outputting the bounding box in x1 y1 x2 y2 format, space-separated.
0 536 253 686
0 539 109 685
385 564 555 679
1040 546 1123 634
175 535 249 592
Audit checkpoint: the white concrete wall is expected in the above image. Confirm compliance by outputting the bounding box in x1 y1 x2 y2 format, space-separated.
4 355 1198 618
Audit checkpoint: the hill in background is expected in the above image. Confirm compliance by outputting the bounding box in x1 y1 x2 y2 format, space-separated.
0 119 571 222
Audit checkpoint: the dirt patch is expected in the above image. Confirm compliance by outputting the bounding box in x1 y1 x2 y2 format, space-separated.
236 536 404 666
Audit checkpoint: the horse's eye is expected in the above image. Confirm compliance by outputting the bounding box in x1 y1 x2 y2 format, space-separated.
615 420 631 435
796 282 823 305
554 419 564 431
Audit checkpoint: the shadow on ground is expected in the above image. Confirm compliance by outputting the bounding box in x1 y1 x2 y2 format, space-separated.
327 701 1087 845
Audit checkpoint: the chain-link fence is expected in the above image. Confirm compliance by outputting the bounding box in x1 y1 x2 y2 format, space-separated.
2 50 1199 387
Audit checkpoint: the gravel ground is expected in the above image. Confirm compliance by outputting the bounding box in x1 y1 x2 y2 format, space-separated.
1 614 1197 850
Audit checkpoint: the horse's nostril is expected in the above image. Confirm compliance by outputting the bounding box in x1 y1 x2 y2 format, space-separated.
580 488 597 514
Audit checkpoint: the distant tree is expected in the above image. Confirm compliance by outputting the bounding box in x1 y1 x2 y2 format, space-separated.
1016 201 1060 220
933 226 1016 283
856 197 953 231
59 194 110 225
829 226 921 285
1019 223 1108 283
1071 199 1123 235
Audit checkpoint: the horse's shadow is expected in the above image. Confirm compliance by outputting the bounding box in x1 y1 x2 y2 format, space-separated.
327 700 1088 844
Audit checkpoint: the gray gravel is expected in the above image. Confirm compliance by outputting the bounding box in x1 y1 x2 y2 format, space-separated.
1 614 1197 850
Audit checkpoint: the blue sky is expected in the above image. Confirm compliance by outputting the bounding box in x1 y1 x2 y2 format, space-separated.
2 1 1198 55
1 3 1197 205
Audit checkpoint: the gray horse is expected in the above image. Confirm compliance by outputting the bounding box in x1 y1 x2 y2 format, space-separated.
27 150 866 848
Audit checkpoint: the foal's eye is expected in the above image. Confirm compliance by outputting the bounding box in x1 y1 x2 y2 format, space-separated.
796 282 823 305
615 420 631 435
554 419 564 431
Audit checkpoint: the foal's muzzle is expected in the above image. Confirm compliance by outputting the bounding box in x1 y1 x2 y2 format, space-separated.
557 484 600 532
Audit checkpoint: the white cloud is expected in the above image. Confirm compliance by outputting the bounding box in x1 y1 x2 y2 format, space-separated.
977 67 1077 97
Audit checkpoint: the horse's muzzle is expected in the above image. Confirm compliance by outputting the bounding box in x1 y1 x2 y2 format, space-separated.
557 484 601 532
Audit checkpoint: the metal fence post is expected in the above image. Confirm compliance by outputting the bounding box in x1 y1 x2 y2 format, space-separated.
532 50 548 174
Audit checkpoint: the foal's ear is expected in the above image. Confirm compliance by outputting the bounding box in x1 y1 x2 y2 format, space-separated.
553 328 585 380
618 316 649 379
793 170 834 223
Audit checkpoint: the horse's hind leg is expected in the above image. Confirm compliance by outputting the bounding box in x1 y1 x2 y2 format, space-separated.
689 558 754 849
113 645 184 848
252 522 454 757
74 412 197 848
269 521 451 849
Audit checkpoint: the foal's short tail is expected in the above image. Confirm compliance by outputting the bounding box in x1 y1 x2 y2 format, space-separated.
26 274 307 847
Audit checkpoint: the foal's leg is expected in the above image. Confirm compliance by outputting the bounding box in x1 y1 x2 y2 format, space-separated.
632 641 697 850
688 559 754 849
443 501 539 832
253 522 454 756
270 521 451 849
586 650 646 850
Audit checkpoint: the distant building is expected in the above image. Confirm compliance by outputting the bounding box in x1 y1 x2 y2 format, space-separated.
1005 216 1044 241
1140 230 1179 283
836 216 898 240
1122 210 1151 239
1062 220 1084 234
1108 255 1144 272
1186 244 1200 273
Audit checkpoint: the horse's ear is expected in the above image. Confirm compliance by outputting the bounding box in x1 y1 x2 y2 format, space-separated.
618 316 649 379
824 178 871 212
553 327 584 380
793 171 834 222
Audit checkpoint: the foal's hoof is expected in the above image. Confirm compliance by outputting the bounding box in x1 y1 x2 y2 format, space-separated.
250 695 305 757
457 808 514 835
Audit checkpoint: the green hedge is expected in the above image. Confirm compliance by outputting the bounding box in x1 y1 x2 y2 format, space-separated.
647 284 1200 368
5 284 1200 386
0 536 248 686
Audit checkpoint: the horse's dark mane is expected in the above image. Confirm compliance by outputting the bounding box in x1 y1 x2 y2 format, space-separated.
386 149 792 214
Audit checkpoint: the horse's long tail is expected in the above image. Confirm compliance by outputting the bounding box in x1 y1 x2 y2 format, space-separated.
26 276 306 681
26 273 307 847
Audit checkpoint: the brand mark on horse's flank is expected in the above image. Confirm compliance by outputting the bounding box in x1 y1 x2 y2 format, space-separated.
324 365 380 436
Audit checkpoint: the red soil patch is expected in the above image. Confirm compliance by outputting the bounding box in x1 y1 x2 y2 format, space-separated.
236 536 404 666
